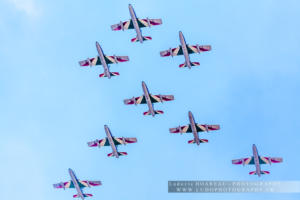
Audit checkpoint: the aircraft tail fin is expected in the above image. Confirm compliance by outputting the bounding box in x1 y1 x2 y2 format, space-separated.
99 72 120 78
188 139 208 144
107 152 128 157
249 170 270 175
179 61 200 68
73 194 93 198
131 36 152 42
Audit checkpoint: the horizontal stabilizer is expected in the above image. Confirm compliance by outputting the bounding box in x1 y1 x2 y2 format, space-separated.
73 194 93 198
191 62 200 66
99 72 120 78
131 36 152 42
143 36 152 41
179 63 186 68
188 139 208 144
155 110 164 114
143 110 164 115
107 152 128 157
249 170 270 175
143 111 151 115
179 61 200 68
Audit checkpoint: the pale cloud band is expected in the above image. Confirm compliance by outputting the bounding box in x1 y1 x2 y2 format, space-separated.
8 0 41 17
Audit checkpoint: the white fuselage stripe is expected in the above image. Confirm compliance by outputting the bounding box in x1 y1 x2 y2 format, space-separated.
252 145 261 176
129 5 143 43
96 42 110 78
105 125 118 158
69 169 84 200
142 82 155 116
188 111 200 145
179 32 191 68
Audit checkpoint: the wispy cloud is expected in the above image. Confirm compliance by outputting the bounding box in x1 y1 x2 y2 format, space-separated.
7 0 41 17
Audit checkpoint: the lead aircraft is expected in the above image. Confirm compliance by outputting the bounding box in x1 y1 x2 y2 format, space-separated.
124 81 174 117
169 111 220 145
79 41 129 78
232 144 283 177
53 168 101 200
87 125 137 158
160 31 211 68
111 4 162 43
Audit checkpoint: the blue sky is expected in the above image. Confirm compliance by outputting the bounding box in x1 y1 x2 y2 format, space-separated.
0 0 300 200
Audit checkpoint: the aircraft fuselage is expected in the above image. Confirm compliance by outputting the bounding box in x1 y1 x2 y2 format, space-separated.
179 31 191 68
104 125 119 158
96 42 111 79
252 144 261 177
129 4 143 43
188 111 200 145
69 168 85 200
142 81 155 116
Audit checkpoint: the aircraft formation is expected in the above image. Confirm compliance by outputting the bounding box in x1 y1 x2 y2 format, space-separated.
54 4 283 199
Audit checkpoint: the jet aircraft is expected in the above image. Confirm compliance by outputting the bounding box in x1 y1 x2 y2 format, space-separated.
53 168 101 200
79 41 129 78
88 125 137 158
232 144 283 177
160 31 211 68
111 4 162 43
169 111 220 145
124 81 174 116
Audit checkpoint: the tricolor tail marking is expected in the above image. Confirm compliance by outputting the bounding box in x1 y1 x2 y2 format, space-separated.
143 110 164 115
73 194 93 198
179 61 200 68
188 139 208 144
107 152 128 157
131 36 152 42
191 62 200 66
249 171 270 175
99 72 120 78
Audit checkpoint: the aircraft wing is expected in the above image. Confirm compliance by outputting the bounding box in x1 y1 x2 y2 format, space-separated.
196 124 220 132
232 157 255 165
78 180 102 188
79 56 101 67
124 95 146 105
187 45 211 54
259 156 283 164
137 18 162 28
160 46 183 57
104 55 129 64
113 137 137 145
53 181 74 189
150 94 174 103
111 20 134 31
87 138 110 147
169 125 192 133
